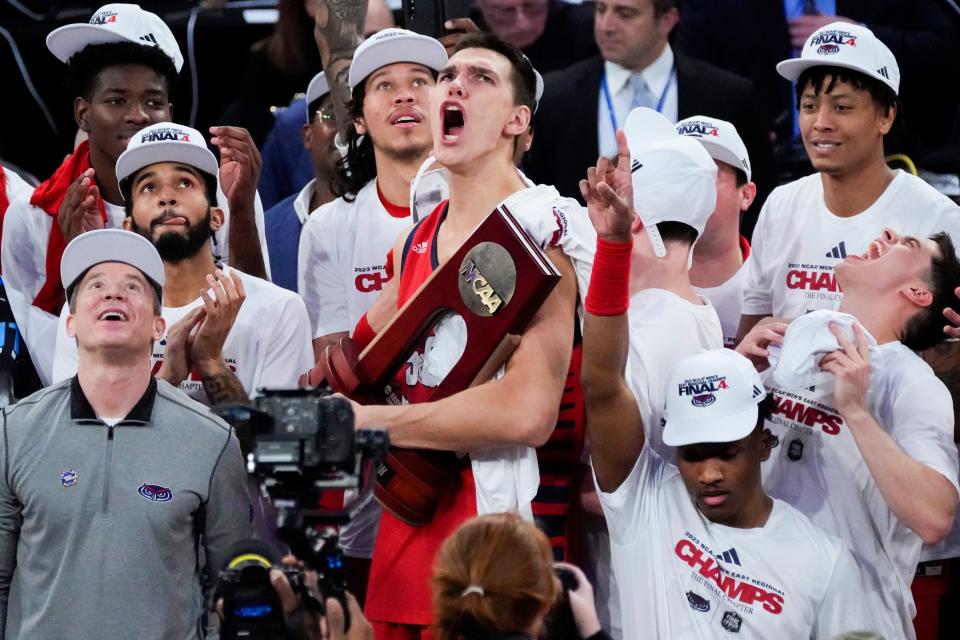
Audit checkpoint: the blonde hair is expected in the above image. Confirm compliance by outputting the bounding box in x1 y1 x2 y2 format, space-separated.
432 513 560 640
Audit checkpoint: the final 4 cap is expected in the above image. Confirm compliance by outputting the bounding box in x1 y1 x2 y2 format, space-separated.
116 122 218 192
676 116 752 182
623 107 717 258
47 3 184 72
662 349 767 447
348 28 447 90
776 22 899 95
61 229 165 298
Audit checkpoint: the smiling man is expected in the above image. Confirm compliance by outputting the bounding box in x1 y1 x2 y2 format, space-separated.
0 229 252 639
739 227 960 639
738 22 960 338
51 122 313 406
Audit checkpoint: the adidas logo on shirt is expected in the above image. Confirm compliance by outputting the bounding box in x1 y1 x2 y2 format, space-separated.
825 241 847 259
411 241 428 254
715 547 742 566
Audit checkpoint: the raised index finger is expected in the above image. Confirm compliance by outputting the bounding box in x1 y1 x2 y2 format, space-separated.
614 129 632 174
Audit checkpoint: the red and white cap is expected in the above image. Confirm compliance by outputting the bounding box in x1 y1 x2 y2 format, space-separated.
623 107 717 258
777 21 899 95
116 122 217 191
663 349 767 447
348 28 447 90
47 3 184 72
676 115 751 182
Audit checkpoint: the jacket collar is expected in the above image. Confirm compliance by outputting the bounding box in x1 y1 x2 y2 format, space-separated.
70 375 157 425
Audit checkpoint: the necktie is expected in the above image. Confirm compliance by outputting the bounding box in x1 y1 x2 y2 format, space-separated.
630 73 654 111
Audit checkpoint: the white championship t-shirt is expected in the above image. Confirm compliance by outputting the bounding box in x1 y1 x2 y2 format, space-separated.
51 268 313 402
297 180 411 339
596 447 868 639
743 171 960 320
626 289 724 460
694 257 750 349
1 182 270 303
762 340 960 640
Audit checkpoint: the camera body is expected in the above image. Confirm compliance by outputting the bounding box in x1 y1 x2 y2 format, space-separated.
401 0 471 38
215 389 388 640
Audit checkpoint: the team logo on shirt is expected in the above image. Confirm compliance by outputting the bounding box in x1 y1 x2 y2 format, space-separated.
721 611 743 633
811 30 857 56
138 483 173 502
686 591 711 612
678 375 728 407
59 469 78 488
90 10 119 24
676 120 720 138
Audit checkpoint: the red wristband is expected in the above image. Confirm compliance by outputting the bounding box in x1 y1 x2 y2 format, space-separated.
352 313 376 349
585 237 633 316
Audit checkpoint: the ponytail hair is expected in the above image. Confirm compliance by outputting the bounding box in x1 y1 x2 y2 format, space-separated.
432 513 560 640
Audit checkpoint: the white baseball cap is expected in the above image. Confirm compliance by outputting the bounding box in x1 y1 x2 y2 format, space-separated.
47 3 184 73
663 349 767 447
676 116 752 182
348 28 448 90
61 228 165 298
623 107 717 258
777 22 899 95
116 122 218 192
305 71 331 123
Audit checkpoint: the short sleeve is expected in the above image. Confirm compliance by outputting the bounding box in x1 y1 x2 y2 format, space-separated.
812 543 872 639
298 210 351 338
595 447 665 545
888 376 960 496
252 291 315 390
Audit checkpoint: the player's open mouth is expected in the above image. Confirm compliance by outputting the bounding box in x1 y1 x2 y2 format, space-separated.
98 310 128 322
391 110 422 128
441 102 465 142
849 239 885 262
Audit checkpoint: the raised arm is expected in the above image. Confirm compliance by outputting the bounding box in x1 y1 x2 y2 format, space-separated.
578 130 645 493
313 0 368 143
822 323 959 544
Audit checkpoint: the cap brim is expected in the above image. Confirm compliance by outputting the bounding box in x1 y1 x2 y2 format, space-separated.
61 229 165 295
662 404 758 447
47 24 131 64
116 142 219 189
777 57 885 87
697 139 751 181
349 38 447 89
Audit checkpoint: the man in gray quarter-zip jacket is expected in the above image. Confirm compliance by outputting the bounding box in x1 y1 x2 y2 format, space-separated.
0 229 253 639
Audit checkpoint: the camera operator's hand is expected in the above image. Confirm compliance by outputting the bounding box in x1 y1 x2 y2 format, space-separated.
555 562 602 639
321 593 372 640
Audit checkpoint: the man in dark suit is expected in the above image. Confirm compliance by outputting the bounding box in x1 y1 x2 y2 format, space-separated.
526 0 774 233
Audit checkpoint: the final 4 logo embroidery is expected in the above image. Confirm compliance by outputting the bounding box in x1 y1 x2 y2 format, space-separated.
138 483 173 502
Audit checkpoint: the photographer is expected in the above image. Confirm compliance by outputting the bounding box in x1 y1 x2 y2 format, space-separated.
432 513 606 640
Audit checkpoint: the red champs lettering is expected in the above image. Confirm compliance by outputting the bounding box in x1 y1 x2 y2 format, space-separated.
355 270 390 293
674 539 784 614
785 269 841 292
773 396 843 435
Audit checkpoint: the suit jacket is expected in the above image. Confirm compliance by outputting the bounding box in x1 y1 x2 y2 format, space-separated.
526 52 775 230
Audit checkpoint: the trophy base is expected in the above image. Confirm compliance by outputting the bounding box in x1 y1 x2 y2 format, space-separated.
374 449 462 526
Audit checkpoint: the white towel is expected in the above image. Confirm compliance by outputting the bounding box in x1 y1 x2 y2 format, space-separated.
771 310 877 390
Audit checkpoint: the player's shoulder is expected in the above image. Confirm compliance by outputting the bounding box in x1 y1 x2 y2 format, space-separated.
231 268 304 307
768 497 848 562
762 173 822 215
892 171 960 215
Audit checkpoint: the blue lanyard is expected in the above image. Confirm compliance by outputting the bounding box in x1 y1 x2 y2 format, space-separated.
601 66 676 134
